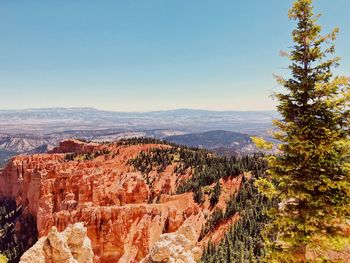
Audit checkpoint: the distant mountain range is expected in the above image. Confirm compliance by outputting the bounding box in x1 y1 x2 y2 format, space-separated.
0 108 278 166
0 107 277 135
164 130 257 155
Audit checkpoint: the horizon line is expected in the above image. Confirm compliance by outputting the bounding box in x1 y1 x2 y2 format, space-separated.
0 106 277 113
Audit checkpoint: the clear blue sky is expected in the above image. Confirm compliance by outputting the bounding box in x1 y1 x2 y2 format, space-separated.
0 0 349 111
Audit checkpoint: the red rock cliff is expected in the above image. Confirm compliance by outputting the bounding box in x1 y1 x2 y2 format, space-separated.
0 140 209 262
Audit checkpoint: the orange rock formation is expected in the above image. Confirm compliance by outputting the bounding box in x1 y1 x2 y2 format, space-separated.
0 140 240 262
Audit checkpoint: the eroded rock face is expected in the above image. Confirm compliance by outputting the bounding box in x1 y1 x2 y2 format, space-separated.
20 222 93 263
0 140 204 262
142 224 202 263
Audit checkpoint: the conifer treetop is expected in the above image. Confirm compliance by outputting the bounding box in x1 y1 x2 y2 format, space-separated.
256 0 350 262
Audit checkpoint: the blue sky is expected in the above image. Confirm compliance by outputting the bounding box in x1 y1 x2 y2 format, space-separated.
0 0 349 111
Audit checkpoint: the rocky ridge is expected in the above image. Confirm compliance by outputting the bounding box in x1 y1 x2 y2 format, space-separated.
142 223 201 263
0 139 243 262
20 222 94 263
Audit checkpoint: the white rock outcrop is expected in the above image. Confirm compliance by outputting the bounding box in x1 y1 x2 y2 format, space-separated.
142 223 202 263
20 222 93 263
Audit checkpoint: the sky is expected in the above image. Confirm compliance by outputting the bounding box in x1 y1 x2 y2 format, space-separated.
0 0 349 112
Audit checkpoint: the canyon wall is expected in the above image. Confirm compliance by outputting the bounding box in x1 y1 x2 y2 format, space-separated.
0 140 209 262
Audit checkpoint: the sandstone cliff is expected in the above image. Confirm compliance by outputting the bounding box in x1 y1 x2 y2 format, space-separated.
0 139 241 262
20 222 93 263
141 223 202 263
0 140 206 262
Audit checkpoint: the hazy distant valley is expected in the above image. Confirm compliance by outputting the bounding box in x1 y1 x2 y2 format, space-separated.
0 107 276 134
0 108 277 166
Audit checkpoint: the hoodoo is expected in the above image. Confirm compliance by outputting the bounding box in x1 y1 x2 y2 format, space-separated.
0 139 250 262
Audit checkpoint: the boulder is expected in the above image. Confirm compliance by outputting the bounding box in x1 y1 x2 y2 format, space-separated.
20 222 93 263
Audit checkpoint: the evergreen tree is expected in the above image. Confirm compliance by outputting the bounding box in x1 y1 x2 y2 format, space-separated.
210 181 221 207
194 187 205 204
0 254 7 263
255 0 350 262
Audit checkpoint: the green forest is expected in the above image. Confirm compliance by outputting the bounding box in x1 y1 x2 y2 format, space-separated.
129 140 273 262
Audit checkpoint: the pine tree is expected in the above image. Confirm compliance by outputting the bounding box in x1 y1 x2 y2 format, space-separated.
210 181 221 207
255 0 350 262
194 187 204 204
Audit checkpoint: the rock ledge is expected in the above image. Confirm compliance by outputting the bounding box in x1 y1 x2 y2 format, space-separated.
20 222 93 263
